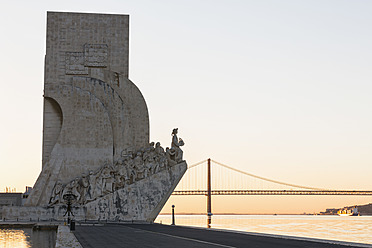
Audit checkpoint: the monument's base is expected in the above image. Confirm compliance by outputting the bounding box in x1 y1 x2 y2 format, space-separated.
2 162 187 222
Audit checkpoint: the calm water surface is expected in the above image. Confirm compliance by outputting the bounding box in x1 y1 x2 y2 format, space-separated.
0 228 56 248
155 214 372 245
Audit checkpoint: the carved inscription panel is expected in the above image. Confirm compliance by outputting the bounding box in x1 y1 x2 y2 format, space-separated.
65 52 88 75
84 44 108 67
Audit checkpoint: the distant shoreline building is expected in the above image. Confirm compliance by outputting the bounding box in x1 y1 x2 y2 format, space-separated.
0 193 22 218
319 203 372 216
0 187 33 218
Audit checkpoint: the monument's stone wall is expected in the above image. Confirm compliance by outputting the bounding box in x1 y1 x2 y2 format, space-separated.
8 12 187 222
25 12 150 207
42 12 147 171
43 12 130 167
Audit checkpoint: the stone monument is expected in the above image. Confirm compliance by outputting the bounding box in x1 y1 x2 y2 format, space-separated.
3 12 187 222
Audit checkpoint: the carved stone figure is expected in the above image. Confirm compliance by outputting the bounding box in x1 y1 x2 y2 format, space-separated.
125 157 136 184
134 151 145 179
86 171 96 202
99 162 114 195
155 142 167 171
49 181 63 205
171 128 185 162
155 142 165 154
121 148 134 160
64 178 81 203
166 147 177 167
93 169 103 199
144 142 158 175
79 174 90 204
113 159 125 190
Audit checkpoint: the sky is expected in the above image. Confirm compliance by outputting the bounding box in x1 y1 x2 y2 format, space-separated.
0 0 371 214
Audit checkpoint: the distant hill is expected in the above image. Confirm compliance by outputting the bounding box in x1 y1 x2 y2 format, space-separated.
320 203 372 215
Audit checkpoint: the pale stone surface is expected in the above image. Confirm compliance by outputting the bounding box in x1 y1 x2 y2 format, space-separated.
2 12 187 222
56 225 83 248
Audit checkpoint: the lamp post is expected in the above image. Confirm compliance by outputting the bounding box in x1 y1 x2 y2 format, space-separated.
63 190 77 229
171 205 175 225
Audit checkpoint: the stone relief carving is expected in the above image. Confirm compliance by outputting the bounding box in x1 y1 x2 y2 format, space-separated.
48 129 185 206
65 52 89 75
49 181 63 205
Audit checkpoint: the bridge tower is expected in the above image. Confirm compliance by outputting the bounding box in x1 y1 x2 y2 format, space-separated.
207 158 212 217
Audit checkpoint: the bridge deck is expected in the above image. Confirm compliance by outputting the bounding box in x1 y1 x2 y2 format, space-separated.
172 190 372 195
73 223 370 248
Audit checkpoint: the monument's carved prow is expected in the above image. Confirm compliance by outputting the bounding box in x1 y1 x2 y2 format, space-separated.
3 12 187 222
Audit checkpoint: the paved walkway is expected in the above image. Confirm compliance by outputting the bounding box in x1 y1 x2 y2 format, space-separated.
73 223 371 248
56 225 82 248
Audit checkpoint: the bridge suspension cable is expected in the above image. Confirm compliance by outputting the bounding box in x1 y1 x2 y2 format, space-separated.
188 160 208 169
211 159 325 191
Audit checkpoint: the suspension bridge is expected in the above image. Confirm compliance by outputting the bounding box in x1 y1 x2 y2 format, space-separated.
172 159 372 216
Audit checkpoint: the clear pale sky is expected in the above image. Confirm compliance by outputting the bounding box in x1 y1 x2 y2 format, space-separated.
0 0 371 214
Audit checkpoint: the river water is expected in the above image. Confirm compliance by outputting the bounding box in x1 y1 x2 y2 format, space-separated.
0 228 56 248
155 214 372 245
